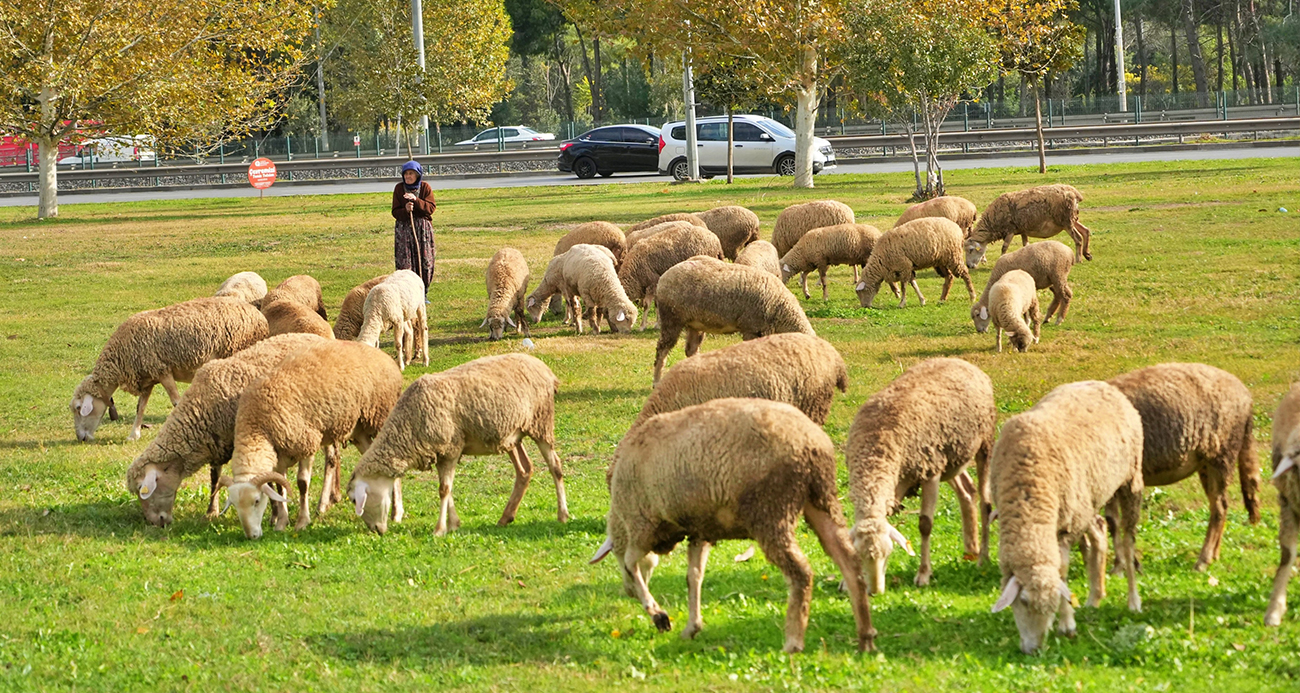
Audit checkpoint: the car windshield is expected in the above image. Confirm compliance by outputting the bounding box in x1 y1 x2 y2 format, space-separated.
759 119 796 138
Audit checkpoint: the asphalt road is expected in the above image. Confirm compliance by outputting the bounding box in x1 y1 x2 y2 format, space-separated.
2 144 1296 208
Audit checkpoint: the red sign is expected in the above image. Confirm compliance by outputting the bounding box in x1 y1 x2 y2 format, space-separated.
248 157 277 189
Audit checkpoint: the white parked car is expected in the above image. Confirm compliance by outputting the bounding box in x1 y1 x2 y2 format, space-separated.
656 115 835 181
454 126 556 147
58 135 156 166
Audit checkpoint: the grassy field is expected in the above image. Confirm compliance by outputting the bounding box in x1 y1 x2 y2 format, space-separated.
1 158 1299 692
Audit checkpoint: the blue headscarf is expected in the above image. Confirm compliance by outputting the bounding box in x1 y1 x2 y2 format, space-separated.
401 160 423 192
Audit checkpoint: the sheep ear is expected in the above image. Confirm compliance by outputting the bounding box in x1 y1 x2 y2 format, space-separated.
783 264 791 272
79 397 95 417
353 480 368 516
219 495 232 515
527 297 536 307
138 467 159 499
261 483 286 503
1058 579 1073 602
589 536 614 564
480 317 489 328
886 524 915 556
217 475 234 489
1274 456 1296 480
989 508 999 521
506 315 516 328
992 575 1021 613
615 311 626 322
108 398 120 421
855 281 866 291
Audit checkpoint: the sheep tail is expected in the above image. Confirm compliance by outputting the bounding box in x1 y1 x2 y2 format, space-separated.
1238 415 1261 524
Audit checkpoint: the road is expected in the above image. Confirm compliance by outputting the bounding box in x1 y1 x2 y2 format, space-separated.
2 144 1296 207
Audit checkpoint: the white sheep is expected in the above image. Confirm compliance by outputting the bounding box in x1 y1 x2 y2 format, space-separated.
965 184 1092 268
524 245 634 334
779 223 886 300
617 224 723 331
772 200 854 257
355 270 428 371
894 195 978 236
1266 382 1300 626
696 205 761 260
549 223 628 318
734 240 782 278
978 270 1042 353
854 217 974 309
970 240 1074 328
482 247 531 341
214 271 268 304
334 275 389 340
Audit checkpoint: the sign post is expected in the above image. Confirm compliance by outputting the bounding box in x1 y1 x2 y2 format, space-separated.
248 157 276 198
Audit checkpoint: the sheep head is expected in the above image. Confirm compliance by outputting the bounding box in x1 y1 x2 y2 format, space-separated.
854 280 881 309
482 314 510 341
222 473 289 539
850 518 914 595
70 377 111 442
348 472 397 535
991 568 1073 654
971 303 991 333
964 239 989 269
605 306 637 333
130 462 183 527
524 294 550 325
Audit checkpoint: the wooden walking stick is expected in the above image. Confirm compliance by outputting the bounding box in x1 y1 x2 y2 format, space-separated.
407 206 423 283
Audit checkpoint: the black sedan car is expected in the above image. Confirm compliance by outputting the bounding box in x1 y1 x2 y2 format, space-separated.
557 124 662 179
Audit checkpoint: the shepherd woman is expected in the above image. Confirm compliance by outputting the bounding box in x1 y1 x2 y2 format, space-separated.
391 160 436 292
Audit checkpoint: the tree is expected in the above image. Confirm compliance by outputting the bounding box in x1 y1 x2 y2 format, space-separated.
843 0 999 199
694 58 763 183
0 0 316 218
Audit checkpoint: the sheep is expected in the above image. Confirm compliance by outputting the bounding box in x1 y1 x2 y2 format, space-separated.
635 333 847 428
348 353 570 536
524 245 631 333
222 339 404 538
334 275 389 340
978 270 1042 353
618 224 724 330
779 223 886 300
990 380 1144 654
854 217 974 309
626 212 705 233
965 184 1092 268
591 397 876 653
261 274 327 319
125 333 326 527
846 358 995 593
696 205 761 260
624 220 700 252
214 271 268 304
970 241 1074 329
71 297 269 442
355 270 428 371
1265 382 1300 626
482 248 531 341
262 299 334 339
734 240 782 278
652 256 814 384
894 195 978 236
772 200 854 257
1107 363 1260 572
554 221 628 264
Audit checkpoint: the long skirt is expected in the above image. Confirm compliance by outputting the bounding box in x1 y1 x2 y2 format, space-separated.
394 217 436 291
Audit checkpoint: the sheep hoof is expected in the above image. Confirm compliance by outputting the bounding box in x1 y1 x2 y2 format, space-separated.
1265 609 1285 627
782 639 805 654
681 623 702 640
557 511 570 523
962 553 978 562
652 611 672 632
858 634 876 653
914 571 932 587
127 429 142 441
497 515 515 527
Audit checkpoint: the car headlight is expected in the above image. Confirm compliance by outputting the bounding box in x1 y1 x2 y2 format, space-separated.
819 145 833 155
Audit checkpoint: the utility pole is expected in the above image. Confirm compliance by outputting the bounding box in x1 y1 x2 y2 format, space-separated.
682 21 699 181
314 7 330 151
1114 0 1127 111
411 0 429 154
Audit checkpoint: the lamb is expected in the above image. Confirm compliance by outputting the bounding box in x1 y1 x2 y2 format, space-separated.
652 256 814 384
355 270 428 371
624 220 700 252
1108 363 1260 571
894 195 978 236
125 333 326 527
977 270 1042 353
524 245 634 334
846 358 995 593
780 223 886 300
591 398 876 653
1265 382 1300 626
333 275 389 340
223 339 404 538
348 353 570 536
71 296 269 442
696 205 761 260
618 224 724 330
261 274 327 319
734 240 782 278
854 217 974 309
635 333 847 427
990 380 1144 654
970 241 1074 328
214 271 268 304
553 221 628 264
262 299 334 339
965 184 1092 268
626 212 705 233
772 200 854 257
482 248 532 341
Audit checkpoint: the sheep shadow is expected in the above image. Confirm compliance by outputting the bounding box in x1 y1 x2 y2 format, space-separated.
454 516 605 542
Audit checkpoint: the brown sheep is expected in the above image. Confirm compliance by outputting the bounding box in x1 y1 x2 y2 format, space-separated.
965 184 1092 268
262 275 327 319
334 275 389 340
894 195 978 236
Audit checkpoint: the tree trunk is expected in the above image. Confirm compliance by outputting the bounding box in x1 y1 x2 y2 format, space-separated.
1136 15 1148 96
592 36 604 122
1216 16 1224 93
554 33 575 122
573 26 596 121
906 128 923 200
1183 0 1211 106
314 11 330 150
1171 23 1179 94
726 107 735 184
1228 4 1239 94
792 46 818 189
919 97 938 198
38 137 58 219
1034 81 1047 174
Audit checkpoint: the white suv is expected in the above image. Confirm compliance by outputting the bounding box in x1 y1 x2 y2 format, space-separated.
656 115 835 180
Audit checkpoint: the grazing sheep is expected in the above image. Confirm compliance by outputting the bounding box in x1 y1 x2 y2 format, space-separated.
355 270 428 371
978 270 1042 353
624 220 700 252
263 299 334 339
214 271 268 304
636 333 847 427
854 218 974 309
223 339 403 538
965 184 1092 268
696 205 761 260
334 275 389 340
894 195 978 236
125 333 326 527
618 224 724 330
547 244 638 335
626 212 706 233
262 275 327 319
652 256 814 384
1108 363 1259 571
1265 382 1300 626
970 241 1074 329
772 200 854 256
847 358 995 593
71 297 269 442
780 223 886 300
592 398 876 653
482 248 532 341
734 240 782 278
990 380 1144 654
554 221 628 264
525 253 574 324
348 354 569 536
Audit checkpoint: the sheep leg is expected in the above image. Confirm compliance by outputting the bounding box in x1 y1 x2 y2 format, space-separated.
534 438 569 523
853 265 860 283
353 432 374 454
514 303 532 338
977 450 993 567
126 387 154 441
996 328 1004 353
1070 220 1093 261
913 477 941 587
804 504 876 652
818 267 829 301
205 463 224 518
418 304 429 366
681 539 711 640
906 274 926 307
1083 515 1108 608
1195 465 1230 571
1114 482 1143 612
293 455 313 531
394 320 408 371
1265 495 1298 626
317 444 340 516
391 477 405 523
1029 301 1043 344
684 329 704 357
570 295 584 335
755 529 813 654
958 265 976 302
887 281 901 299
949 471 980 560
623 547 671 631
159 373 181 407
653 321 682 385
498 444 534 527
1056 538 1078 637
434 458 460 536
938 274 954 302
799 271 810 300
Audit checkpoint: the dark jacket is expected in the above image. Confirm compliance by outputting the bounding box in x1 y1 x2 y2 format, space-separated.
392 181 436 221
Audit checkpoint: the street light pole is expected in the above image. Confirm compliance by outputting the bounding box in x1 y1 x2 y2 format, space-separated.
1114 0 1127 112
411 0 429 154
682 21 699 181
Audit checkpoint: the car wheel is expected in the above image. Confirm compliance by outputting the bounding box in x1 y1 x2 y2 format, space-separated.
599 171 614 178
669 158 690 181
574 157 598 179
775 154 796 176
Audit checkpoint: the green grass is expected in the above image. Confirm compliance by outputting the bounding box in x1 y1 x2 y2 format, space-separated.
2 158 1299 692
